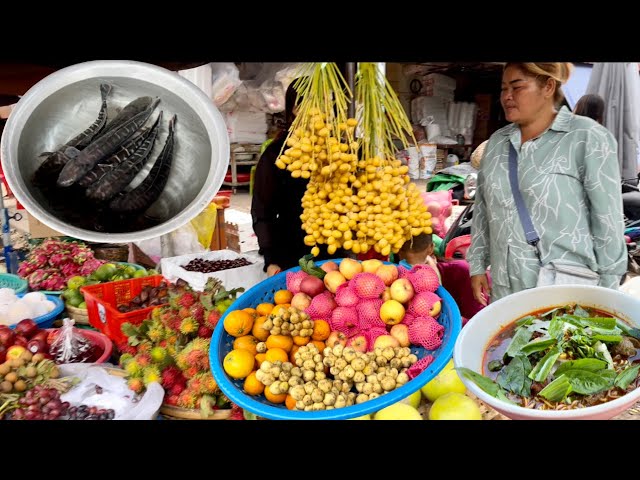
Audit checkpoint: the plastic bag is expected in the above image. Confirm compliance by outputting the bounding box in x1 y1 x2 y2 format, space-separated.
421 190 453 238
49 318 102 363
59 364 164 420
210 62 241 107
190 203 218 250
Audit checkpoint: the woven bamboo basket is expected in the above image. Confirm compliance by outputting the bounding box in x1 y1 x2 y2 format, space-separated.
91 244 130 263
159 404 232 420
65 305 90 325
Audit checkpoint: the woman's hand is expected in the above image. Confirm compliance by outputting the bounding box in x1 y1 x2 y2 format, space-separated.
266 264 282 277
471 274 490 306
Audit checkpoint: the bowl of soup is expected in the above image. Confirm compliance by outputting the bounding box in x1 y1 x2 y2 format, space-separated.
453 285 640 420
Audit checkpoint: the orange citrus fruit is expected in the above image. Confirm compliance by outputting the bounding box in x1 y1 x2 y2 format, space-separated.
223 310 255 337
243 371 265 396
311 340 326 352
266 334 294 353
243 307 258 318
274 290 293 305
254 352 267 369
293 335 310 346
265 347 289 363
264 388 287 404
233 335 260 356
285 394 297 410
271 304 290 316
311 319 331 341
290 345 300 363
256 303 274 316
223 349 255 379
251 315 270 341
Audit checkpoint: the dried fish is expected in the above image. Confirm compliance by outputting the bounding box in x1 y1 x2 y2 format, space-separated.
32 83 112 186
57 97 160 187
86 112 163 201
110 114 176 213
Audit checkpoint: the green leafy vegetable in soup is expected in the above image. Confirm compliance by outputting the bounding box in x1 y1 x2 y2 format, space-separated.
457 304 640 410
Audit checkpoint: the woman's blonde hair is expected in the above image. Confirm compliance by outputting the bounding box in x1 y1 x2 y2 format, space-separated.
505 63 573 106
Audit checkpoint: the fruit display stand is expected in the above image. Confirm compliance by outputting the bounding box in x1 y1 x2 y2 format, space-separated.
210 259 462 420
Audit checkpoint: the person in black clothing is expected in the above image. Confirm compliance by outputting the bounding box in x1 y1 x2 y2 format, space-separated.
251 82 309 275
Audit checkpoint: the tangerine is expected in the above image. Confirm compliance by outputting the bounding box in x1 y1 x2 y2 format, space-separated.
255 303 274 316
251 315 270 341
233 335 260 356
285 394 297 410
274 289 294 305
264 388 287 404
243 371 265 396
223 349 254 379
311 319 331 341
265 347 289 363
254 352 267 369
223 310 255 337
266 334 294 352
293 335 310 346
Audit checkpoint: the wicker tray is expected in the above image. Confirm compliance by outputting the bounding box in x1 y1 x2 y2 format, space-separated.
159 404 232 420
66 304 90 324
91 244 130 263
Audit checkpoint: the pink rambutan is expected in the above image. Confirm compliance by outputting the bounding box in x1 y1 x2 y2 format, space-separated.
205 309 221 329
136 353 152 367
161 366 184 389
408 264 440 293
351 272 386 299
189 303 205 323
408 316 444 350
198 325 214 338
177 292 198 309
127 377 145 394
164 394 179 406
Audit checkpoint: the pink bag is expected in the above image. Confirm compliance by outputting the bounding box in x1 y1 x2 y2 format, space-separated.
420 190 453 237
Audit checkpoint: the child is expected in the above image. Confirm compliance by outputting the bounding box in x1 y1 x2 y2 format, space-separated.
397 233 488 324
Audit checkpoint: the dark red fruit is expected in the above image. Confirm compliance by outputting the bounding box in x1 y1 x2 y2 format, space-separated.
0 344 7 363
14 319 38 339
30 330 49 345
0 326 15 347
27 338 48 355
13 335 29 347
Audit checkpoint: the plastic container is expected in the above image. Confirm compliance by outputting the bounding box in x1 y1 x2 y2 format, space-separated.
210 259 462 420
45 327 113 363
0 273 28 294
81 275 168 344
8 294 65 329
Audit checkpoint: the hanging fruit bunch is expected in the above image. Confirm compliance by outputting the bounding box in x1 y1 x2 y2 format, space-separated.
276 63 431 257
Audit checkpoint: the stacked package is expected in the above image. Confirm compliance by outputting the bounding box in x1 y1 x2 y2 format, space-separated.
224 111 268 144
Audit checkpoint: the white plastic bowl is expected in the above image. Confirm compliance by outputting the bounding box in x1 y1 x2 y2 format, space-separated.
453 285 640 420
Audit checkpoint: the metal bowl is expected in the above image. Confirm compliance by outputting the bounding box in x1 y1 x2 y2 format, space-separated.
0 60 229 243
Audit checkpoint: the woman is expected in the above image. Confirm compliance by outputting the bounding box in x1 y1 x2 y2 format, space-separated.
468 63 627 304
251 82 307 276
574 93 605 125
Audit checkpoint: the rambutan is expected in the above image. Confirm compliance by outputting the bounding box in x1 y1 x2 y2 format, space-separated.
204 374 219 394
229 403 245 420
169 383 186 397
161 365 185 389
147 325 166 343
136 353 152 367
177 390 198 409
160 310 174 327
118 344 137 356
184 366 200 379
205 309 221 329
150 346 169 365
142 366 162 386
127 377 145 394
198 325 214 338
189 303 205 323
118 353 134 368
178 307 191 319
175 338 210 371
164 394 179 406
169 317 183 332
177 292 198 309
137 342 152 355
180 316 199 335
125 358 143 377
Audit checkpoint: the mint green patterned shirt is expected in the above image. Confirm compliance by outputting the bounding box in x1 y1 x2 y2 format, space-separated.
467 106 627 300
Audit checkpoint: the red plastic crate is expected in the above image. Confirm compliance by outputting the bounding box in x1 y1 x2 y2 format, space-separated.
81 275 168 344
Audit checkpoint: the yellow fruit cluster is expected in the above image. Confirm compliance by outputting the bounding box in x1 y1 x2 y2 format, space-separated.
276 108 432 256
